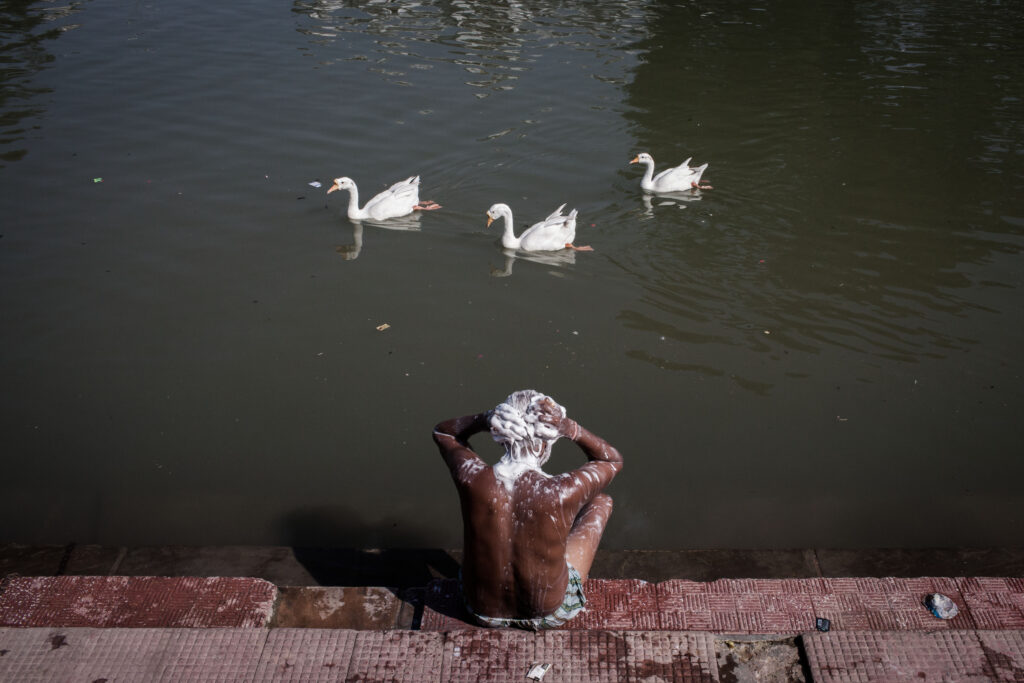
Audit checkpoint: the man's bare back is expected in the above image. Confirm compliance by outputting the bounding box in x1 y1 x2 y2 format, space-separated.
433 391 623 628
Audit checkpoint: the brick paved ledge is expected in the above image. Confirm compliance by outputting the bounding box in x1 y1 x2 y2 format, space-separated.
2 575 1021 633
419 576 1024 633
0 576 277 628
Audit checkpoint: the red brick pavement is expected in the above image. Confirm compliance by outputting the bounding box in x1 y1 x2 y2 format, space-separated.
1 575 1021 634
0 576 277 628
802 630 1023 682
437 629 719 683
3 626 1021 682
421 576 1024 634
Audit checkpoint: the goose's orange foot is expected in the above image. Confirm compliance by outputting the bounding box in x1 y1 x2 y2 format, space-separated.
414 201 442 211
567 244 594 252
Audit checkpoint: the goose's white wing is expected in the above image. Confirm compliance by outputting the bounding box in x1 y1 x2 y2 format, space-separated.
518 205 577 252
364 176 420 219
542 203 568 222
652 158 694 186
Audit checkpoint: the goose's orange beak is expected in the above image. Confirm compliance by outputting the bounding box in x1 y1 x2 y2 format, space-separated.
486 214 494 227
327 182 340 194
629 156 640 164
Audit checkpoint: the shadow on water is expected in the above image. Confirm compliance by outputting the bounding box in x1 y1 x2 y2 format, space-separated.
283 506 460 587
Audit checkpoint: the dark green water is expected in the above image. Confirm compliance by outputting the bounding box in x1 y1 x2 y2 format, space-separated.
2 0 1022 549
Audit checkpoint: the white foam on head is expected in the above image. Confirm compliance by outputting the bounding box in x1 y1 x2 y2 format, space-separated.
489 389 565 491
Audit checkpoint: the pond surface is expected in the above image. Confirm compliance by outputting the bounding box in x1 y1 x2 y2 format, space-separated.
2 0 1023 550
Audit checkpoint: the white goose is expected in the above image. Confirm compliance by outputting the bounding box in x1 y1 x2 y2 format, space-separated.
630 152 712 192
328 175 440 221
486 203 593 252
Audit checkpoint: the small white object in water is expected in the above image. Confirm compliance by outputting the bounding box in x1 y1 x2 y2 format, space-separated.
925 593 959 619
309 180 322 188
526 663 550 680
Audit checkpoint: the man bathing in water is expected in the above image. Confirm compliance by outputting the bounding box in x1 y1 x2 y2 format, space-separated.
433 390 623 629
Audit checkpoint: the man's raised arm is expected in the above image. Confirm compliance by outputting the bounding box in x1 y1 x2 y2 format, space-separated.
433 411 491 475
562 420 623 467
536 398 623 507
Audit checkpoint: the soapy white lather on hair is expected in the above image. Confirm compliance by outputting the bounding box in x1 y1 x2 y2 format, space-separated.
490 390 565 490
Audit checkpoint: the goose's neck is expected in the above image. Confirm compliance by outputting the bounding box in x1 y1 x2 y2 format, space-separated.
640 159 656 190
345 184 367 220
499 207 520 249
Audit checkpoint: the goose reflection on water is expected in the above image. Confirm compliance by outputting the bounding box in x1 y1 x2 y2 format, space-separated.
334 213 423 261
489 248 577 278
640 191 704 217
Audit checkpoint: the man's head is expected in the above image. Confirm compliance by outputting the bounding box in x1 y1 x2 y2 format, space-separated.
489 389 566 466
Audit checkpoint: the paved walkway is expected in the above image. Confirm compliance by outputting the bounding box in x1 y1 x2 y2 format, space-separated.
1 574 1023 681
2 625 1024 681
419 576 1024 632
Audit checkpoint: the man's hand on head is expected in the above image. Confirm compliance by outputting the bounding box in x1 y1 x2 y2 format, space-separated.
536 398 578 440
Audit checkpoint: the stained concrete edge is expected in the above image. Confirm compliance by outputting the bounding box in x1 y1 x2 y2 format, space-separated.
3 544 1024 587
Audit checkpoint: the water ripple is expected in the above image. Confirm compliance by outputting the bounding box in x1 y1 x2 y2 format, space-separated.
292 0 652 97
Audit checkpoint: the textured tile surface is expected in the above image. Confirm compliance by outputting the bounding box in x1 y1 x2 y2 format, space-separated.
803 630 993 682
4 575 1021 635
0 576 277 628
539 630 631 681
572 579 660 630
0 627 267 682
958 577 1024 630
977 630 1024 682
418 576 1021 633
808 576 977 633
253 628 358 681
658 579 818 634
441 629 719 682
442 628 538 682
1 624 1022 682
624 631 719 682
346 630 445 682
